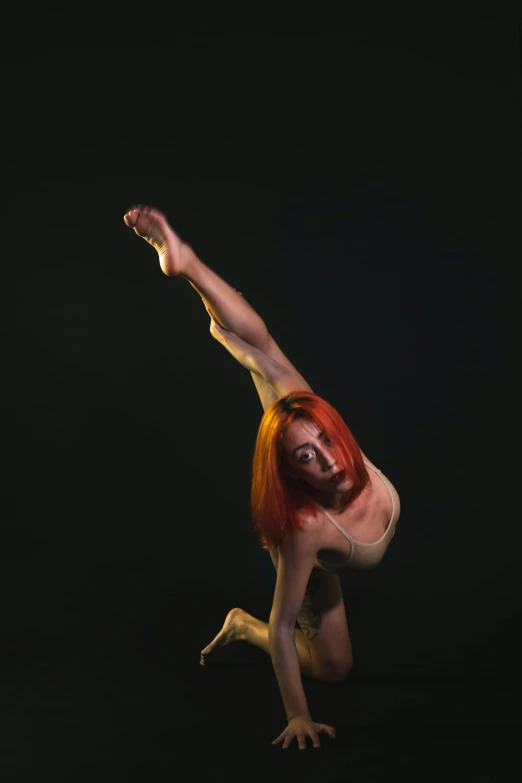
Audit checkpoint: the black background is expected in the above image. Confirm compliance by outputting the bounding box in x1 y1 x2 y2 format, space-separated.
2 13 521 782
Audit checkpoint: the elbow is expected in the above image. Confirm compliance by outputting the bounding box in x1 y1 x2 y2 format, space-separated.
268 621 295 657
268 614 295 637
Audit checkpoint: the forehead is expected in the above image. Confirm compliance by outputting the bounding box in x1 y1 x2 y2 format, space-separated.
282 418 323 449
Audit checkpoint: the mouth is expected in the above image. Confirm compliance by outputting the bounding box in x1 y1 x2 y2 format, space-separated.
330 470 346 484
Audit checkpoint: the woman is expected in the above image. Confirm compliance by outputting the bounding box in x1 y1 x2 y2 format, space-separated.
124 205 401 750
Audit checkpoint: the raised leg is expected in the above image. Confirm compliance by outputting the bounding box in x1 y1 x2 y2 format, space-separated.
183 256 273 354
124 206 311 384
250 371 280 412
124 205 272 353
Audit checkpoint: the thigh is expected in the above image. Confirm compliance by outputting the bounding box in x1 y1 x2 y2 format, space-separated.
297 569 353 680
250 337 313 413
250 371 280 413
264 334 313 392
268 549 353 680
236 291 307 384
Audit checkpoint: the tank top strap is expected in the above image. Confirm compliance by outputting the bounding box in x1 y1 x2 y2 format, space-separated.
316 503 355 543
363 459 396 526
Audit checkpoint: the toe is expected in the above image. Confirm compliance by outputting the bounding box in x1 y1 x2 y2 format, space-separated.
123 206 141 227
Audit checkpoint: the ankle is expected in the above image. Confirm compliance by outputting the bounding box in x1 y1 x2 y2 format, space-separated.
236 610 256 643
179 244 200 280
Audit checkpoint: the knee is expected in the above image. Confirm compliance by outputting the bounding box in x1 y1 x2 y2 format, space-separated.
317 657 353 684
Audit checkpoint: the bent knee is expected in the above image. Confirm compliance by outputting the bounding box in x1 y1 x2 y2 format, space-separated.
316 657 353 684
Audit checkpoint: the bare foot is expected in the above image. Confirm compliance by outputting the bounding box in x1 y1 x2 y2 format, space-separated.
200 607 249 667
123 205 193 277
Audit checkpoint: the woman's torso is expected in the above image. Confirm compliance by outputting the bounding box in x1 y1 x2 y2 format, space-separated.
312 454 401 571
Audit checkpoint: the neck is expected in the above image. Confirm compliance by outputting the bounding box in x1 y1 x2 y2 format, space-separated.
308 486 353 513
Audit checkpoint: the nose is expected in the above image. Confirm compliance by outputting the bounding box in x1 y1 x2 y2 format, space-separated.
320 451 336 472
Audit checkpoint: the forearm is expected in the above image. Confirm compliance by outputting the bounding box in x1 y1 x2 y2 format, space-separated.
269 624 311 721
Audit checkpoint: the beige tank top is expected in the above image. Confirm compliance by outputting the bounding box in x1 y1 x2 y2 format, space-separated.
314 462 400 572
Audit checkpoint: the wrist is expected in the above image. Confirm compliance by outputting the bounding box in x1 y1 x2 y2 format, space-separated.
287 713 311 723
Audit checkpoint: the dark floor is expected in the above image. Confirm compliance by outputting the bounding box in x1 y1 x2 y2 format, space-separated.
1 589 519 783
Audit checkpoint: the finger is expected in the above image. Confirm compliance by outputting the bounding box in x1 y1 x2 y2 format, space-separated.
282 734 294 750
298 734 307 751
309 732 320 749
319 725 336 739
271 732 286 745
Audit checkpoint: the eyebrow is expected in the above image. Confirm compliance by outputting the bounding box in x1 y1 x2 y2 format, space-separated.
292 431 325 455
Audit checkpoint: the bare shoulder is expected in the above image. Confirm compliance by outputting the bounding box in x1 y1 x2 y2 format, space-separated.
360 450 379 472
360 449 397 488
280 508 322 554
360 450 401 519
296 507 323 532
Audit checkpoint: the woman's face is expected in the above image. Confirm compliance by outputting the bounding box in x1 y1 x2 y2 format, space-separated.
281 418 352 495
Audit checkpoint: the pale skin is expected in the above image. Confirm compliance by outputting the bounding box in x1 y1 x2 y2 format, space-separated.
123 205 360 750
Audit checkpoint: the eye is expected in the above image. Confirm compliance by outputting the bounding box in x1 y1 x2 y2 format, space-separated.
300 452 313 463
324 437 332 447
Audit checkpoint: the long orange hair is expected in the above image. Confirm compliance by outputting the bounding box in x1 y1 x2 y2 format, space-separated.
250 391 370 550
